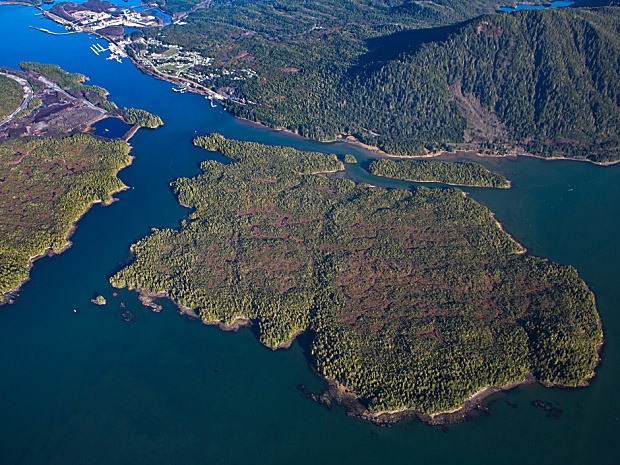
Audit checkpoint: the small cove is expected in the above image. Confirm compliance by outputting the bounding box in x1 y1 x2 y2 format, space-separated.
89 117 132 139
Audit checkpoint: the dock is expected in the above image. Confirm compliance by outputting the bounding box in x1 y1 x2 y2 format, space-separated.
90 43 109 56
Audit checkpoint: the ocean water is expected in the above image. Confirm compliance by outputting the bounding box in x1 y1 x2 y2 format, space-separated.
1 4 619 465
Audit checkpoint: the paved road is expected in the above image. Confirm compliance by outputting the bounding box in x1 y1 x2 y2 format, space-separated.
0 72 33 128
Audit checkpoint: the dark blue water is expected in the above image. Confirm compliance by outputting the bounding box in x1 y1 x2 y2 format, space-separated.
1 4 620 465
499 1 574 12
90 117 132 138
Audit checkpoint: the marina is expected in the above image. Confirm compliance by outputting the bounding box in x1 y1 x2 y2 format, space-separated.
90 42 108 55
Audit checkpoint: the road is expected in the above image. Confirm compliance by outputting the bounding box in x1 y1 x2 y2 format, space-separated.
0 71 33 128
36 75 106 115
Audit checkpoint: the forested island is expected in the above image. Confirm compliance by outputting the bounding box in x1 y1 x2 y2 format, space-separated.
128 1 620 163
369 159 510 188
111 135 602 422
120 108 164 129
0 63 162 302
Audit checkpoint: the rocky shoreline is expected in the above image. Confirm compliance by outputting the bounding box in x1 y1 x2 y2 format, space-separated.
128 286 603 426
299 374 538 426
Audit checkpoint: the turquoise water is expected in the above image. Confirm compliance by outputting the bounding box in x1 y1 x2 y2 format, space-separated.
1 4 619 464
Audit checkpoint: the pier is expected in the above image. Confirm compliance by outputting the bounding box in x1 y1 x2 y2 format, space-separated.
90 43 109 56
29 26 76 36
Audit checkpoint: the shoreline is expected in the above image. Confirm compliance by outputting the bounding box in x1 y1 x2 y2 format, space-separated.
84 117 141 142
367 172 512 189
0 152 133 306
361 375 537 425
0 1 41 7
9 0 620 170
336 134 620 167
129 287 305 351
124 286 601 426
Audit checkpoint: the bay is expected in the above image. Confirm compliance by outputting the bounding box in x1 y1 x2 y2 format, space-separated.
0 4 619 464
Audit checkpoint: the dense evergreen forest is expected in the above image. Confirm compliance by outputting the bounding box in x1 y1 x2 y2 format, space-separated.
0 134 132 296
120 108 164 128
19 62 112 107
369 159 509 187
341 6 620 161
18 63 163 126
143 3 620 162
0 75 23 120
155 0 514 19
112 135 602 416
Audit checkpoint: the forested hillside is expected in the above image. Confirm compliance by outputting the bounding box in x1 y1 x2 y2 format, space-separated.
343 6 620 160
146 3 620 162
0 75 23 121
155 0 513 19
232 6 620 161
145 0 513 141
136 1 534 141
112 135 602 417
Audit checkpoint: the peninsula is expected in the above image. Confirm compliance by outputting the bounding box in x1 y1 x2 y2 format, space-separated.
368 158 510 188
111 135 602 422
0 63 162 302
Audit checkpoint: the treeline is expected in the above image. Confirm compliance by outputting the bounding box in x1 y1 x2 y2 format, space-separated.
0 134 131 295
155 0 510 21
120 108 164 128
111 135 602 415
369 158 509 187
19 61 114 110
0 75 23 120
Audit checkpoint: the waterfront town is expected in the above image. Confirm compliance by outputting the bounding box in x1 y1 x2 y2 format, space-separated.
41 1 257 102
